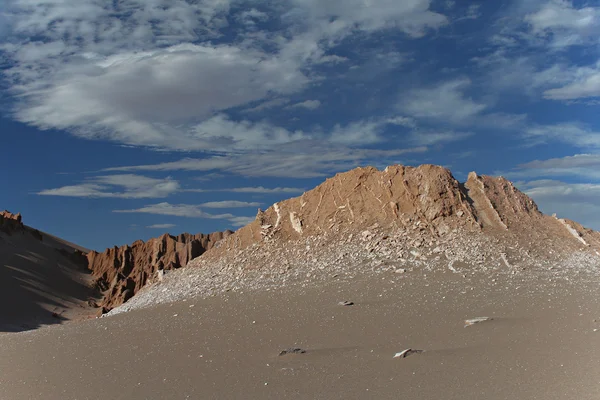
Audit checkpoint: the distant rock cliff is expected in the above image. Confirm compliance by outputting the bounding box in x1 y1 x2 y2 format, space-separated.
0 210 23 234
0 210 43 240
87 231 232 313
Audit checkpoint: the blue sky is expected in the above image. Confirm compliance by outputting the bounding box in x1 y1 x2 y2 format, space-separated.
1 0 600 250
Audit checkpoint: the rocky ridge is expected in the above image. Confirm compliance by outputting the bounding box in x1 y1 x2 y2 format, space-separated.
0 210 43 240
0 210 24 234
109 164 600 315
87 231 232 312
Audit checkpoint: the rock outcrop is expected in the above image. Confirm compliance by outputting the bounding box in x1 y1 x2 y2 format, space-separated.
217 165 479 251
80 164 600 315
0 210 23 234
208 164 596 256
0 210 43 240
87 231 232 313
115 164 600 314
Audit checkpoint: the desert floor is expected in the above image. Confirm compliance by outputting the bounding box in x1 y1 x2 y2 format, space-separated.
1 267 599 400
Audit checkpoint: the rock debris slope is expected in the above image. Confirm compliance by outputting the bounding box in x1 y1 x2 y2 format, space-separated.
110 164 600 314
88 231 232 313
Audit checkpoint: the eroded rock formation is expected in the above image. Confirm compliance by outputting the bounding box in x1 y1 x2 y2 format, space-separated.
116 164 600 314
209 164 600 256
88 231 232 313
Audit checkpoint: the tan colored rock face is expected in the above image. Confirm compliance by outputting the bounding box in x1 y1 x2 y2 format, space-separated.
252 166 456 244
87 231 232 312
207 164 600 259
104 163 600 315
213 164 482 254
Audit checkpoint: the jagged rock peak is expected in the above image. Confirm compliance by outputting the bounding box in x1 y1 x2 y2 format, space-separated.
87 230 233 313
0 210 24 234
1 210 22 223
210 164 548 253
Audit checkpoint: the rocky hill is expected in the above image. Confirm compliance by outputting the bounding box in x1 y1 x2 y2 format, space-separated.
110 164 600 314
0 212 95 331
206 165 600 254
88 231 232 313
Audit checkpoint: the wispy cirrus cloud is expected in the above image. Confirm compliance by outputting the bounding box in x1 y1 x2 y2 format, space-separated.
186 186 305 194
288 100 321 110
103 145 430 178
37 174 180 198
524 123 600 148
503 151 600 230
481 0 600 103
518 179 600 230
199 201 261 208
147 223 176 229
223 186 305 194
400 78 487 124
503 154 600 182
114 202 253 226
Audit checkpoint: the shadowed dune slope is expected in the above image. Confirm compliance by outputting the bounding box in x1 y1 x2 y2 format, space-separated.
0 211 97 332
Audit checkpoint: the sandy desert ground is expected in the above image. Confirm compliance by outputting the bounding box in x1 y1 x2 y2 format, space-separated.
1 267 599 400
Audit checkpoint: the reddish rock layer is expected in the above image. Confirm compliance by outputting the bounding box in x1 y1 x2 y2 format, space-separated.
87 231 232 312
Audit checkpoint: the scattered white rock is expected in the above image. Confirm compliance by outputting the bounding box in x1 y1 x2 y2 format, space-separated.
393 349 424 358
464 317 493 327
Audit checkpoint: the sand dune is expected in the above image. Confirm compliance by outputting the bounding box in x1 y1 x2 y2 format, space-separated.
0 227 97 332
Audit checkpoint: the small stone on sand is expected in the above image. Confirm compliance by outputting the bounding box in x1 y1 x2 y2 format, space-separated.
464 317 493 327
279 348 306 356
393 349 424 359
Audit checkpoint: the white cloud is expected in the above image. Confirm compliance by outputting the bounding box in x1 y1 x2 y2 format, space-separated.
290 0 448 38
103 145 428 178
199 201 261 208
147 224 176 229
329 120 386 145
243 98 290 113
525 123 600 148
114 202 253 226
187 186 305 194
224 186 305 194
409 130 473 146
400 78 487 124
315 55 348 64
519 179 600 230
37 175 180 198
543 61 600 100
1 0 448 154
7 45 309 151
288 100 321 110
520 154 600 171
237 8 269 26
525 0 600 48
475 2 600 103
507 154 600 181
387 116 417 128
